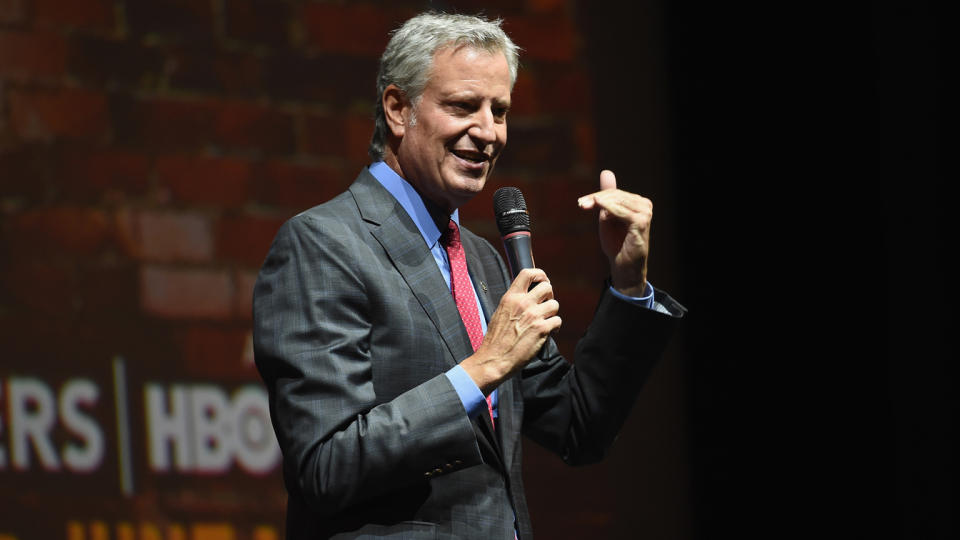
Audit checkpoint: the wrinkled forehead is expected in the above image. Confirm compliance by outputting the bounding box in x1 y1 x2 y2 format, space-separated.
426 43 513 86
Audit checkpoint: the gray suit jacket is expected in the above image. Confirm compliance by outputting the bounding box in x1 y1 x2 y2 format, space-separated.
253 169 685 539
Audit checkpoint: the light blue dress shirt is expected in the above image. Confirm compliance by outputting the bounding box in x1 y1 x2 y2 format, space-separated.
368 161 656 420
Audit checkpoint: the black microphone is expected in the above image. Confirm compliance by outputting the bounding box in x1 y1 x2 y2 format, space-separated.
493 187 534 279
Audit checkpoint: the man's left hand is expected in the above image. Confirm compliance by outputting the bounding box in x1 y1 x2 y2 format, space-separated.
577 169 652 298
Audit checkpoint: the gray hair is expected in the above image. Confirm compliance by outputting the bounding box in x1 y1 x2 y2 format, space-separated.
368 12 520 161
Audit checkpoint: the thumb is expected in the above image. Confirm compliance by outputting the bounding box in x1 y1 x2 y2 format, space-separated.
599 169 617 191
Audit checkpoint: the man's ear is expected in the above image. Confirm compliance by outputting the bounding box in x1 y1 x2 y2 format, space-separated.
383 85 409 139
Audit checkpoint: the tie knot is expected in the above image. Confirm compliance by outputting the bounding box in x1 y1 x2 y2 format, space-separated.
443 219 461 248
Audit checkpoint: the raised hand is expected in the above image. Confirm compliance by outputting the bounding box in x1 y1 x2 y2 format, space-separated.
577 170 653 297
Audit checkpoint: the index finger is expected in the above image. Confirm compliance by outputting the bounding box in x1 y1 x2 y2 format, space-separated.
578 169 619 209
510 267 548 293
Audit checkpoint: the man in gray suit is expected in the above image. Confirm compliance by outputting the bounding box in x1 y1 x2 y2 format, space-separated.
253 12 685 539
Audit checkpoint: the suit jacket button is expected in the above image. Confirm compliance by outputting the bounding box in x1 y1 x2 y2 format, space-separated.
445 463 454 470
424 471 432 478
433 468 443 475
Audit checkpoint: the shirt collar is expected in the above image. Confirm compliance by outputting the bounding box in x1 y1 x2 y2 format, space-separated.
368 161 459 249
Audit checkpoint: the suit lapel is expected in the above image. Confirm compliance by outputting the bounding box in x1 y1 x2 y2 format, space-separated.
463 234 516 469
468 259 497 325
350 171 475 367
351 170 509 470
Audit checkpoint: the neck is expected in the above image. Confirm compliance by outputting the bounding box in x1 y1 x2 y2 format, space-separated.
382 151 457 215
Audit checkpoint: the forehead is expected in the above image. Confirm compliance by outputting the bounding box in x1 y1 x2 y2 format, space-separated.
426 45 512 95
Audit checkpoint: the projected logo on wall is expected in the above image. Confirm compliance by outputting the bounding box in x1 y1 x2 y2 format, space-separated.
0 357 284 540
1 359 278 479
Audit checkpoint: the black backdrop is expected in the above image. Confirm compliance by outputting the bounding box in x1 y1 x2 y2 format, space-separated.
581 0 951 538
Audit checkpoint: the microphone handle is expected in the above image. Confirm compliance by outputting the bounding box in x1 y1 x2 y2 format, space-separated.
502 232 534 279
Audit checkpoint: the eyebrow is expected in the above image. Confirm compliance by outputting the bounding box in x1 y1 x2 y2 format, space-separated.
442 89 510 104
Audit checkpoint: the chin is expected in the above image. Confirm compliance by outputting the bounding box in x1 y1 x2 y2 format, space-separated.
441 181 485 211
443 167 485 188
459 177 487 196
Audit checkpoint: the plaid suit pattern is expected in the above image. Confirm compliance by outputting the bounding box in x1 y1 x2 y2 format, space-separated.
253 169 685 539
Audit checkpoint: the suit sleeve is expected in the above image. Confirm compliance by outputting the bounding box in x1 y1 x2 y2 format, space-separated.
521 288 685 465
469 235 686 466
253 215 483 517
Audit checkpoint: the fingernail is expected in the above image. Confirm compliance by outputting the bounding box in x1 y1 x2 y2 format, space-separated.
577 197 586 207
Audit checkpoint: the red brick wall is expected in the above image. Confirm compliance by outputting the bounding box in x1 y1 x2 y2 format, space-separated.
1 1 615 538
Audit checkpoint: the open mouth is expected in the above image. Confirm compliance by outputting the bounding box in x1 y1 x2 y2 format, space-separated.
451 149 489 164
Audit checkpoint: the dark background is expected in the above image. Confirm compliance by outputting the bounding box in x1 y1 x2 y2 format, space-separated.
618 1 950 539
1 0 951 539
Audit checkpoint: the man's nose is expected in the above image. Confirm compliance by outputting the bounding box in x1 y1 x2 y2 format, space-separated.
468 108 497 144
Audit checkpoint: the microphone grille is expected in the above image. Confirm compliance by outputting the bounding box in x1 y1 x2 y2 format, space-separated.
493 187 531 235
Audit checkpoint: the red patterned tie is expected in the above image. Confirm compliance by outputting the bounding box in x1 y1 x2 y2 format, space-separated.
444 219 495 427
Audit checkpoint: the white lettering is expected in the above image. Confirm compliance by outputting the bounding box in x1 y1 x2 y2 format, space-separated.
59 379 105 472
143 383 279 475
232 386 280 474
190 385 231 473
8 377 60 471
145 384 192 471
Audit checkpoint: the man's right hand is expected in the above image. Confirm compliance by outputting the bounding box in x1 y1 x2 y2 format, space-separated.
460 268 562 395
